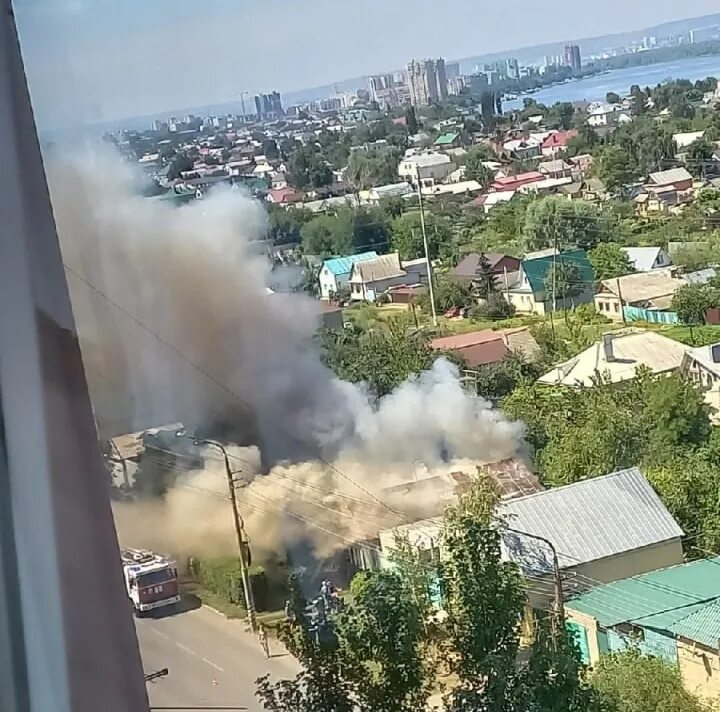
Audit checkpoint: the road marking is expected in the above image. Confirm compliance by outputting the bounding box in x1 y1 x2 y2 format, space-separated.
174 641 197 657
148 627 172 642
202 657 224 672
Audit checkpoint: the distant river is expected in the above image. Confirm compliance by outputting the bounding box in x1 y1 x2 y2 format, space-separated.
502 54 720 111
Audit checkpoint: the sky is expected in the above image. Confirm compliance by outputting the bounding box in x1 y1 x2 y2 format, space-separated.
12 0 720 129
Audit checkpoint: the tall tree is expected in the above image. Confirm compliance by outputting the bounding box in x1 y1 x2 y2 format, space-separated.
588 243 633 281
523 197 614 252
591 651 705 712
256 575 354 712
338 571 430 712
441 478 526 711
544 261 584 304
474 253 499 299
594 146 635 194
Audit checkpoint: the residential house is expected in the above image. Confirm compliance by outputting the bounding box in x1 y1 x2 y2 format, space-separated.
422 180 483 197
520 175 574 196
622 246 672 272
470 190 516 213
538 159 574 180
397 153 453 186
569 153 594 175
540 130 578 157
502 137 542 161
587 103 632 128
267 186 304 205
680 343 720 422
565 557 720 699
491 171 545 192
452 253 521 283
366 182 414 203
505 249 595 315
594 270 685 323
379 468 683 610
348 253 425 302
673 130 705 150
537 329 687 387
318 251 379 300
429 327 539 368
434 132 462 149
646 167 694 194
348 458 544 571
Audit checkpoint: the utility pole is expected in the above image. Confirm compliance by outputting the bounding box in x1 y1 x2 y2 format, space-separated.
550 235 558 341
200 439 257 632
616 276 626 324
508 527 564 643
415 165 437 325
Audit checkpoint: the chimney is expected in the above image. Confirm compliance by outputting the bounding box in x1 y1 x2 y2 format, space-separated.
603 333 615 362
711 344 720 363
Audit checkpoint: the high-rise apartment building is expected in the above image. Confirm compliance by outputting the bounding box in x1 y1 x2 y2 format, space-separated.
406 57 448 107
368 73 395 102
445 62 461 81
505 58 520 80
563 44 582 74
254 91 283 119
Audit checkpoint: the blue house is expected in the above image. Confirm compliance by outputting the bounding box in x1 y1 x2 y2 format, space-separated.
319 252 378 300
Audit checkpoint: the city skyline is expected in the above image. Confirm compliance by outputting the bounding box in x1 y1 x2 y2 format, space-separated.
13 0 720 129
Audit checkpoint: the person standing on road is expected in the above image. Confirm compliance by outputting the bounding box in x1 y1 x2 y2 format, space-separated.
258 624 270 659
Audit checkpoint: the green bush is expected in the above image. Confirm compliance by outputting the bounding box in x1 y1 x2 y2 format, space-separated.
189 557 269 611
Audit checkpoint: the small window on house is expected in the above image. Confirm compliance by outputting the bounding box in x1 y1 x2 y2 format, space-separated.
614 303 619 313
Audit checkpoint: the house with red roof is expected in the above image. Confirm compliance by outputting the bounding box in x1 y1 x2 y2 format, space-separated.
430 327 539 368
491 171 544 192
541 130 578 157
267 186 304 205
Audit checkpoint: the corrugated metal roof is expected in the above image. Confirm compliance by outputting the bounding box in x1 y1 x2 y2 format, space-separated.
499 468 683 572
522 249 594 294
322 251 378 276
351 253 405 282
648 167 693 185
537 328 686 387
566 557 720 637
670 599 720 648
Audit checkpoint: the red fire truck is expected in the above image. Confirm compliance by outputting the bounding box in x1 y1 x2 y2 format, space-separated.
121 549 180 616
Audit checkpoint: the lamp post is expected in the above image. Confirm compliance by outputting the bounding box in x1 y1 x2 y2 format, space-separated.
506 526 564 641
177 432 257 631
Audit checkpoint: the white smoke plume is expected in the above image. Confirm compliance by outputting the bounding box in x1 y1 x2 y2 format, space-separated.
50 148 525 559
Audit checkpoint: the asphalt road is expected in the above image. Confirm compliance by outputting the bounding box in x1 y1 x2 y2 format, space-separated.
135 602 299 711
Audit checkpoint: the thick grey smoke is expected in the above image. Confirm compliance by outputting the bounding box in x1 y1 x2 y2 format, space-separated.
50 148 524 557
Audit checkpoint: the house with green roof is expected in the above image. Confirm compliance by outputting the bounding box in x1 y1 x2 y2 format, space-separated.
505 248 595 315
434 132 461 149
566 557 720 698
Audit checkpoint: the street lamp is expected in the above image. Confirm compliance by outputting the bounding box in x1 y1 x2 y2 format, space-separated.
176 431 257 631
504 526 565 640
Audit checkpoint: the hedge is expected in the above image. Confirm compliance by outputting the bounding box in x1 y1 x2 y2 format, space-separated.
189 557 269 612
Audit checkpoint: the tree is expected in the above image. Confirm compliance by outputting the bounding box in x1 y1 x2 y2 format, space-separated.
256 575 354 712
268 205 313 246
588 243 633 280
523 197 614 252
474 253 498 299
591 651 705 712
338 571 430 712
166 153 194 180
685 137 715 178
320 318 436 397
287 145 332 189
404 106 419 135
301 214 338 256
671 283 718 330
472 352 544 402
605 92 621 104
262 139 280 160
594 146 635 194
427 276 474 312
391 212 451 260
441 478 527 711
544 261 584 304
346 148 403 192
464 145 496 187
